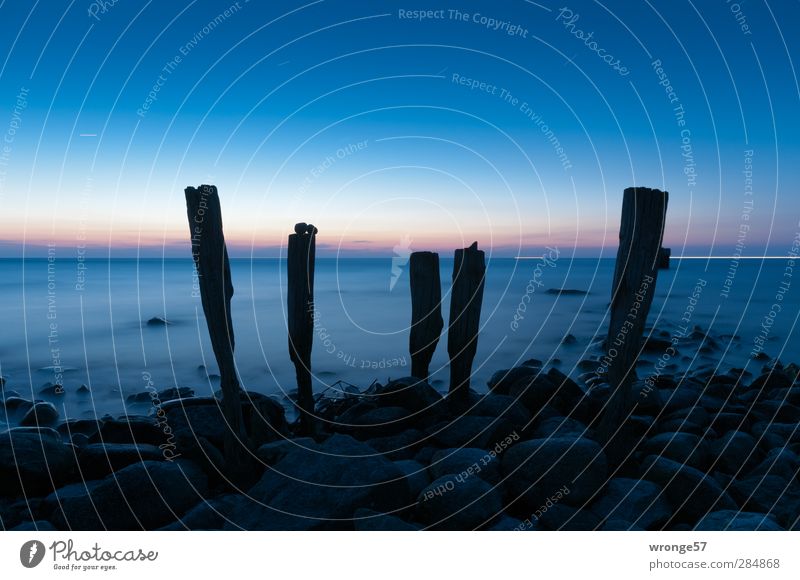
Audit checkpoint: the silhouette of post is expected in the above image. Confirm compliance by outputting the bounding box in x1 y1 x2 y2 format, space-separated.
598 187 668 454
288 222 317 432
409 251 443 380
184 185 248 472
447 242 485 408
657 247 671 269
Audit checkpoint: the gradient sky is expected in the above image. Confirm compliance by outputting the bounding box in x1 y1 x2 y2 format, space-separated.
0 0 798 258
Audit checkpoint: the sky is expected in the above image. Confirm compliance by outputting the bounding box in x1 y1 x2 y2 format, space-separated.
0 0 798 258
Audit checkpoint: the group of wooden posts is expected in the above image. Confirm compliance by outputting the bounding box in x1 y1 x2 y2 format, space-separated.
185 184 668 471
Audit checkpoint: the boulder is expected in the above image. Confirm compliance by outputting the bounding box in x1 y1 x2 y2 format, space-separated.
709 431 761 474
77 443 165 479
415 474 503 530
429 448 500 485
641 432 709 471
363 377 443 413
431 416 517 450
640 455 736 523
695 510 784 531
590 478 671 529
487 366 541 395
502 437 607 510
539 503 602 530
51 460 208 530
393 459 430 499
227 434 410 530
256 437 317 465
0 427 75 495
464 394 532 430
749 448 800 481
19 402 59 426
353 508 418 531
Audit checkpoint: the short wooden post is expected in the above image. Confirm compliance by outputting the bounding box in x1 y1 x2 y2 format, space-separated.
447 242 485 408
184 185 248 472
287 222 317 432
598 187 668 452
409 251 443 380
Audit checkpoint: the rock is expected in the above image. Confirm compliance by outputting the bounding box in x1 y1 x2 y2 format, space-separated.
256 437 317 465
429 448 501 485
751 421 800 449
365 428 425 460
345 406 417 439
78 443 165 479
11 520 57 531
749 448 800 481
393 459 430 499
19 402 60 426
561 334 578 345
640 455 736 523
601 519 644 530
363 377 443 413
590 478 671 529
127 386 194 403
464 393 532 430
77 384 90 394
2 396 33 415
532 416 589 439
146 316 171 326
632 382 662 415
353 508 418 531
641 432 709 471
730 475 800 528
709 431 761 474
0 427 75 495
695 510 784 531
431 416 517 450
39 382 65 396
416 474 503 530
660 386 703 414
503 437 607 510
160 494 246 530
489 515 527 530
508 373 559 414
749 370 793 392
545 288 588 295
487 366 541 395
52 460 208 530
92 415 166 446
228 434 410 530
539 504 602 530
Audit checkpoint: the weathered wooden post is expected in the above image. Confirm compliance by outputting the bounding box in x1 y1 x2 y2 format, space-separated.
287 222 317 432
184 184 248 472
409 251 444 380
447 242 485 409
598 187 668 453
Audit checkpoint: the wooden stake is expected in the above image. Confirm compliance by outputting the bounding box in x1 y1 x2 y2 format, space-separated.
409 251 443 380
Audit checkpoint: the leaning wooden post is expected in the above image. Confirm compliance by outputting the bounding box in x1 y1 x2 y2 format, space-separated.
598 187 668 452
409 251 444 381
447 242 485 409
184 184 248 472
287 222 317 432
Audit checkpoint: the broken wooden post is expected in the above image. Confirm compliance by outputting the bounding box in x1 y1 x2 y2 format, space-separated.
447 242 485 409
598 187 669 454
287 222 317 432
409 251 444 380
185 184 248 472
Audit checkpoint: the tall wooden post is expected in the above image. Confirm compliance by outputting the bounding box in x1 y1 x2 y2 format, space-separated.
409 251 443 380
184 185 248 472
598 187 668 454
447 242 485 409
288 222 317 432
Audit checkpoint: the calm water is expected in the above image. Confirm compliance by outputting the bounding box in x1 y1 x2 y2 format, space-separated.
0 256 797 421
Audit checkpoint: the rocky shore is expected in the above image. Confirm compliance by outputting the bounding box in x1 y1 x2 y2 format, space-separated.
1 326 799 531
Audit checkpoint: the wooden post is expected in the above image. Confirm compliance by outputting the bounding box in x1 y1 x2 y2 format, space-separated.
409 251 443 380
287 222 317 432
657 247 671 269
184 185 248 472
598 187 668 452
447 242 485 409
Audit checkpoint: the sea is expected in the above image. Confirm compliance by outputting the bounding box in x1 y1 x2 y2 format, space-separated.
0 256 797 422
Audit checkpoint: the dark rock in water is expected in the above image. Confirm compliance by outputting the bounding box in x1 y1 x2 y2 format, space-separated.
730 475 800 528
146 316 171 326
20 402 59 426
642 336 673 354
78 443 165 479
127 386 194 403
431 415 517 450
532 416 588 440
749 448 800 481
365 428 425 461
640 455 736 523
709 412 749 435
750 370 793 392
641 432 709 471
2 396 33 415
71 433 89 448
590 478 671 530
228 434 410 530
256 437 317 465
521 358 543 368
751 421 800 449
545 288 588 296
539 504 602 531
160 493 246 530
393 459 430 499
657 418 704 437
695 510 784 531
363 377 443 413
508 373 558 414
76 384 90 394
429 448 501 485
0 427 75 495
57 418 102 439
546 368 586 409
11 520 57 531
561 333 578 345
52 460 208 530
39 382 65 396
709 430 761 474
661 386 703 413
354 508 419 531
91 415 166 446
415 474 503 530
464 393 532 430
503 437 607 510
487 366 541 395
344 406 417 440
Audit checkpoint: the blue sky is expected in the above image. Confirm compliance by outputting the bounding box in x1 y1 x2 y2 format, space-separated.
0 0 798 258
